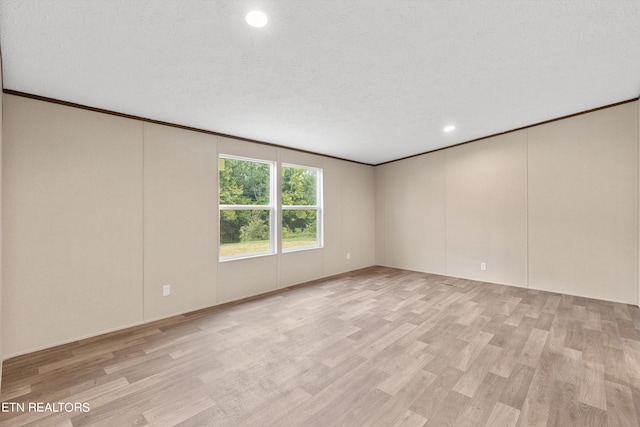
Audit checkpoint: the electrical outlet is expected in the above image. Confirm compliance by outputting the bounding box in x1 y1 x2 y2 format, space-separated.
347 253 351 260
162 285 171 297
480 262 487 271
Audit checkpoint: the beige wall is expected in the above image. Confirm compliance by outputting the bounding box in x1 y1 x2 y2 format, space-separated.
2 94 376 357
2 95 145 355
332 159 376 274
376 101 639 304
143 123 218 320
376 152 447 274
528 103 637 303
445 131 527 286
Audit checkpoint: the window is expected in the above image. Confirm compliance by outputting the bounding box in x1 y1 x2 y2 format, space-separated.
281 164 322 251
219 155 275 260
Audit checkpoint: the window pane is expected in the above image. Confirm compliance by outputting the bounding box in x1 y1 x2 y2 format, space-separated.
282 209 318 250
219 158 271 205
220 210 271 258
282 166 317 206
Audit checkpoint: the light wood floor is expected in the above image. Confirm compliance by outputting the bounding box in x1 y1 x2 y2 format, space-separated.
2 267 640 426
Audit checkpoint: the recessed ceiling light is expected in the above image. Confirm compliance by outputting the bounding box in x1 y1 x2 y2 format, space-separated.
444 125 456 132
246 10 268 28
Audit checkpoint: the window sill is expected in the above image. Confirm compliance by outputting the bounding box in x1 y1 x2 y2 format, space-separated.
219 251 277 263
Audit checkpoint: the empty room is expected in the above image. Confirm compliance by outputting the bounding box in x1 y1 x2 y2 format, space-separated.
1 1 640 426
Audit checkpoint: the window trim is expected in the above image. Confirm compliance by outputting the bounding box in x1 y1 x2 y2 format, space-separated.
218 154 276 261
281 163 323 253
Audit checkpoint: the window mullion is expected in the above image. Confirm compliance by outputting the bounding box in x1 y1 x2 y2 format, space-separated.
282 205 318 210
220 205 270 210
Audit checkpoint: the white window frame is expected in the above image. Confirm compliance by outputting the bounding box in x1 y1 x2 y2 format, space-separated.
281 163 323 253
219 154 276 261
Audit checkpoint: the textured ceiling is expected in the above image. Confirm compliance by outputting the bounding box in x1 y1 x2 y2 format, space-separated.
1 0 640 164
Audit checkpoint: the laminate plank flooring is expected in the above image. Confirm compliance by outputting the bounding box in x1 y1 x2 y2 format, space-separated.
2 266 640 426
